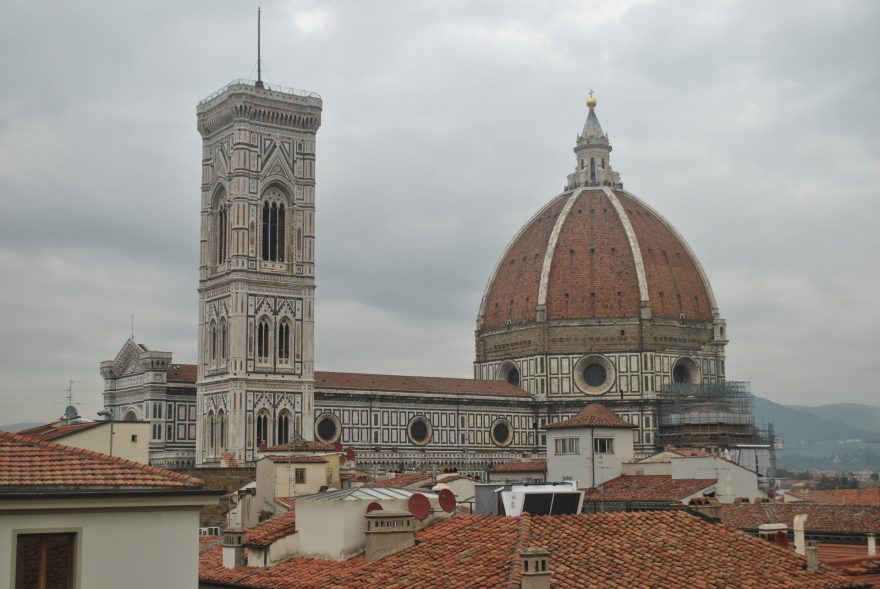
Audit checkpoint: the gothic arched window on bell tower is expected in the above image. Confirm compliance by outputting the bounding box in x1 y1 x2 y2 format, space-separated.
277 411 291 445
219 318 227 362
214 186 229 266
218 409 226 449
257 318 271 363
590 157 596 184
256 411 270 447
217 206 228 264
210 320 217 365
277 320 291 363
261 189 287 262
207 410 215 451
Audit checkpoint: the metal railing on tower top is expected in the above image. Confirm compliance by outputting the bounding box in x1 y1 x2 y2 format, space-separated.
199 78 322 106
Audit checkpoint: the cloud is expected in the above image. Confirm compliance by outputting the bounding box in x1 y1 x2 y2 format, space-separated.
0 0 877 423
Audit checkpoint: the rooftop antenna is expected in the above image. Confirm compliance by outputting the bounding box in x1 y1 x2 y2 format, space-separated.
256 5 264 88
61 379 85 407
60 379 84 422
130 313 135 340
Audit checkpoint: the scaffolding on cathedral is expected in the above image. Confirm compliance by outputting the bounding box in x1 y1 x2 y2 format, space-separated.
657 381 779 487
658 381 758 447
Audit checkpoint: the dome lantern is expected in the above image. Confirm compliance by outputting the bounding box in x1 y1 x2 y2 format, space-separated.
566 91 622 190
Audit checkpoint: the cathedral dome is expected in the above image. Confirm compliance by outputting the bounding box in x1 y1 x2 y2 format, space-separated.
477 186 718 330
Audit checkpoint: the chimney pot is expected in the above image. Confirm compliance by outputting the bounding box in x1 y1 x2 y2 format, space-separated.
805 541 819 571
222 528 245 569
757 523 787 543
793 514 808 556
520 546 551 589
364 511 415 562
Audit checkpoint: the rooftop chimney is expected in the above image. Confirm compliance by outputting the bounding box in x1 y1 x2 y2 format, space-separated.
222 528 245 569
805 540 819 571
869 533 876 556
364 511 415 562
688 497 722 521
793 514 808 556
520 546 551 589
757 523 788 547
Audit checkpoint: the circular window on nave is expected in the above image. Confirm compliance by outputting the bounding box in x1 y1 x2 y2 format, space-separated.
491 418 513 447
407 416 432 446
573 354 615 395
315 413 341 443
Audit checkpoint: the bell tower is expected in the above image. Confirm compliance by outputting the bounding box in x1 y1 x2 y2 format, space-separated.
195 79 322 466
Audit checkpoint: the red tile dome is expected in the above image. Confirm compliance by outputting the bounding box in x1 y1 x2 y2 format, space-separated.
477 187 718 330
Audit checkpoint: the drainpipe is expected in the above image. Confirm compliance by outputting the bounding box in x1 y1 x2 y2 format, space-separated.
97 410 114 457
590 427 595 487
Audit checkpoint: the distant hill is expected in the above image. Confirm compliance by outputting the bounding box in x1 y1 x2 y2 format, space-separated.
754 397 880 472
0 422 41 433
789 403 880 436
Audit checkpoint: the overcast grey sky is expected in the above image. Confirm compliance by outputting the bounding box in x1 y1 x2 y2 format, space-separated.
0 0 877 424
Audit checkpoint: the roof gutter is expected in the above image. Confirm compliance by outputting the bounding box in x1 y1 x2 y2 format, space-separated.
0 488 226 500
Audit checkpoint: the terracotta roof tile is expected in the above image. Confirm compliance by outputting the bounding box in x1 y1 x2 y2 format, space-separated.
16 420 104 441
666 446 715 458
200 511 860 588
366 471 433 488
490 459 547 473
0 431 205 490
220 451 239 468
260 440 336 453
788 489 880 506
545 404 635 430
315 371 527 397
479 188 714 329
246 508 297 547
274 496 296 510
722 503 880 535
166 363 197 383
581 475 715 502
263 455 329 464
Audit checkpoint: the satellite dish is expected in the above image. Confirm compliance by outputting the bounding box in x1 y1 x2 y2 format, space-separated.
407 493 431 521
366 501 383 513
438 488 456 513
64 406 78 420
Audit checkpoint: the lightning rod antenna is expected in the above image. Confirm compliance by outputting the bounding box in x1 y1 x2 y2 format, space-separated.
256 5 264 88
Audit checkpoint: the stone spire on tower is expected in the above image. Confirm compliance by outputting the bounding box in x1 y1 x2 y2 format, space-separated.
566 90 622 190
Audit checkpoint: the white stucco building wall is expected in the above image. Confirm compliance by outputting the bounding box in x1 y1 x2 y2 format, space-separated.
669 456 759 503
546 426 634 488
57 422 150 464
1 498 207 589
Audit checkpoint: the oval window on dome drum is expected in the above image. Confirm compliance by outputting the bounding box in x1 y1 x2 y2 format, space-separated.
497 361 520 388
573 354 615 395
407 416 432 446
315 414 341 443
672 357 701 385
491 418 513 447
